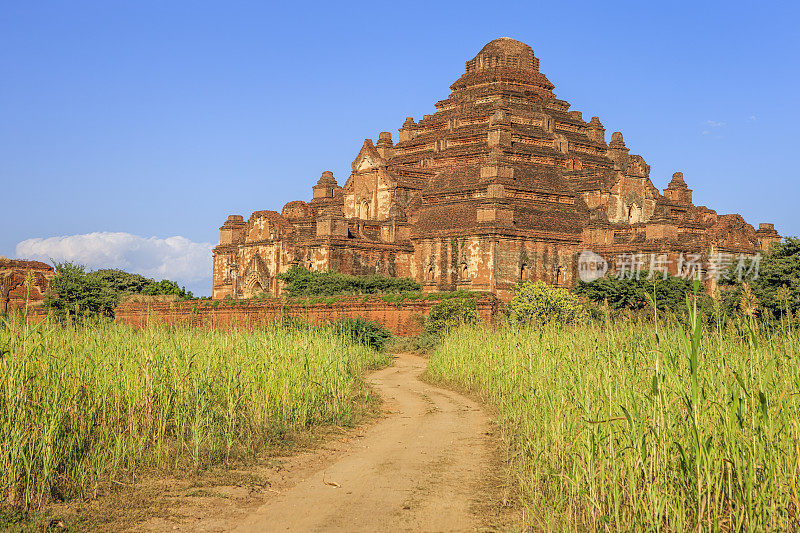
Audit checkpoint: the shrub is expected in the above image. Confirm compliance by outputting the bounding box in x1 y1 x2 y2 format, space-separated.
719 237 800 320
507 280 586 325
277 266 421 296
87 269 194 299
140 278 194 299
331 317 392 351
573 274 698 312
424 297 479 335
44 263 118 318
45 263 194 319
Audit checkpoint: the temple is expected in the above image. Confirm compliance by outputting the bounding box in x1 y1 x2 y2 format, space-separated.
0 258 53 313
212 38 780 300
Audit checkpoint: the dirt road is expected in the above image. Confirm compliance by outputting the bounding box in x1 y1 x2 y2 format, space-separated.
230 352 498 532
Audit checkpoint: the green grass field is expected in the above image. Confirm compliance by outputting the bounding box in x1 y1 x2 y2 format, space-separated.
0 317 387 509
427 316 800 531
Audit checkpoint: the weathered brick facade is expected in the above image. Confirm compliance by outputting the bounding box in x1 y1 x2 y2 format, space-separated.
0 258 54 313
115 297 499 336
213 38 780 300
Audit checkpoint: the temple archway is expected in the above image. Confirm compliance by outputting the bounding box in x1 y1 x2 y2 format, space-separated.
242 272 266 298
241 254 272 298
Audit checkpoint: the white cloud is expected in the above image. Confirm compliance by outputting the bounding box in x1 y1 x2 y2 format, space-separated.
701 120 726 138
15 232 213 283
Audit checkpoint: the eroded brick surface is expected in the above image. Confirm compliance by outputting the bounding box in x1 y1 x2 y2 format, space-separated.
0 258 53 313
213 38 779 300
115 297 499 336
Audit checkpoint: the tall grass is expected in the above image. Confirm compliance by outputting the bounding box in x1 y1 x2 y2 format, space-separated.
427 315 800 531
0 316 387 508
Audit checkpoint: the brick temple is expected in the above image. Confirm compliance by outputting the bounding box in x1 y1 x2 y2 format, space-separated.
213 38 779 300
0 258 53 313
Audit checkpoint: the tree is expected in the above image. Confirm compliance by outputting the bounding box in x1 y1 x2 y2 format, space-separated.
141 279 193 298
574 274 697 312
44 263 194 319
86 269 152 294
44 262 118 318
720 238 800 320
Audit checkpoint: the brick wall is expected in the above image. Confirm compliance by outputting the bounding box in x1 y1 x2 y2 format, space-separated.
114 296 499 336
1 259 54 314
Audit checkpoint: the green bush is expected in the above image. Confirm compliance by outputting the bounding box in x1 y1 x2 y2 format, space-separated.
87 269 194 299
44 263 118 318
141 278 193 298
424 297 479 335
85 269 152 294
507 280 586 325
574 274 698 312
277 267 420 297
45 263 195 319
720 237 800 320
331 317 392 351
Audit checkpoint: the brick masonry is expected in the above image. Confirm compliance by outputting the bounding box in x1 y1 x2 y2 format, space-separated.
0 258 54 314
212 38 780 301
114 296 499 336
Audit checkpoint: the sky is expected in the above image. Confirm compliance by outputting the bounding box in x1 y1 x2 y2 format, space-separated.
1 1 798 296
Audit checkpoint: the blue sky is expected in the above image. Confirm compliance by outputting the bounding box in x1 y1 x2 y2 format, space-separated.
2 1 798 295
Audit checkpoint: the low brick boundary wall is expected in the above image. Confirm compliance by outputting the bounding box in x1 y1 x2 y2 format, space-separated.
114 296 499 336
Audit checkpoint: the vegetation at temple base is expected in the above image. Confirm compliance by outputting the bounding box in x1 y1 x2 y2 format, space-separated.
574 273 698 312
0 316 387 509
720 237 800 320
85 268 157 294
277 266 421 296
424 297 479 336
381 295 483 353
8 246 799 528
571 238 800 324
332 317 392 351
43 262 118 318
44 263 194 319
427 298 800 530
508 280 587 325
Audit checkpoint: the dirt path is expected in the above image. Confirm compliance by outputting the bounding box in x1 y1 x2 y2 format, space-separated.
131 352 511 532
227 352 498 532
